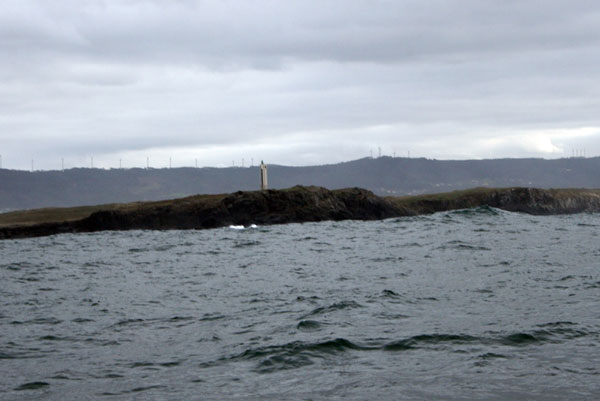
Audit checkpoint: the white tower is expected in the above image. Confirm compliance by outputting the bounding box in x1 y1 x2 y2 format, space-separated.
260 160 268 190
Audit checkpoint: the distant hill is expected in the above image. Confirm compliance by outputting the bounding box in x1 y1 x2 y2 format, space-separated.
1 157 599 211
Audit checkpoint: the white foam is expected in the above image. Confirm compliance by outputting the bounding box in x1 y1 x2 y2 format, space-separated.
228 224 258 230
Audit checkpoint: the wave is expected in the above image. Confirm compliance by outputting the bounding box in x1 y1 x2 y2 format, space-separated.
208 335 480 373
101 384 168 396
108 315 197 331
204 325 597 373
301 300 363 319
232 240 261 248
437 240 492 251
446 205 504 217
384 334 479 350
297 320 322 331
11 317 62 325
238 338 367 373
379 289 418 304
14 381 50 391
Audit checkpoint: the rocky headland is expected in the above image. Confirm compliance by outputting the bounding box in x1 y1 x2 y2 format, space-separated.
1 186 600 240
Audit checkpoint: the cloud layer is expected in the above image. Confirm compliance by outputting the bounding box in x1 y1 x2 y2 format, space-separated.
1 0 600 170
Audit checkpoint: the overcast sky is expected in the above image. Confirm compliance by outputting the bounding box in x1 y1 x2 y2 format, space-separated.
2 0 600 170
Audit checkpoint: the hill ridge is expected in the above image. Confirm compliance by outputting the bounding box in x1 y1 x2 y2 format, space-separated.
1 156 599 211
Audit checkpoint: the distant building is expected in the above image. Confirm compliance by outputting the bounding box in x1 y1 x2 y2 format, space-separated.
260 161 268 190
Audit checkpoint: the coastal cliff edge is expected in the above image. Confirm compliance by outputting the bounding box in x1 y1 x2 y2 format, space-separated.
1 186 599 239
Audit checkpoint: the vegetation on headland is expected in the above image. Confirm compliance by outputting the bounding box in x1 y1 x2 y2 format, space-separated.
1 186 600 239
0 194 224 228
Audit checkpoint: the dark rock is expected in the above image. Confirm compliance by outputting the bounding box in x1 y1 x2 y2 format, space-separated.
1 186 600 240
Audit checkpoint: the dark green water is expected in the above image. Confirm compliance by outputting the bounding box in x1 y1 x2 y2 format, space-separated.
1 207 599 400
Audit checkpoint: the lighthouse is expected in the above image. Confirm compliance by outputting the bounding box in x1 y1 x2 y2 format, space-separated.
259 161 268 190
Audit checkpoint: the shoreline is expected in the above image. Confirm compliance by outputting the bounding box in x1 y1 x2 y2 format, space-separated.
1 186 600 240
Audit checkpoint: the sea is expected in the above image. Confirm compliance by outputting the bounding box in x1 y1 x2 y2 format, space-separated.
1 207 599 400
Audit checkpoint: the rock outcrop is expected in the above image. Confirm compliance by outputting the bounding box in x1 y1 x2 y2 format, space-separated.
1 186 599 240
396 187 600 215
0 186 399 239
489 188 600 214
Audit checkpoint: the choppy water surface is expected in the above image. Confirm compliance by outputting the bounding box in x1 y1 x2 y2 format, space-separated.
1 207 599 400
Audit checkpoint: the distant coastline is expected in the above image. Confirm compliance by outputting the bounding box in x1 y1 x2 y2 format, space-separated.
1 156 600 211
1 186 600 240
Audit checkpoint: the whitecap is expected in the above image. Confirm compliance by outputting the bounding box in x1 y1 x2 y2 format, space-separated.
228 225 245 230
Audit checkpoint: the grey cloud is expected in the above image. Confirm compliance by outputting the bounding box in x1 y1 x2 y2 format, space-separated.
4 0 600 67
2 0 600 170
